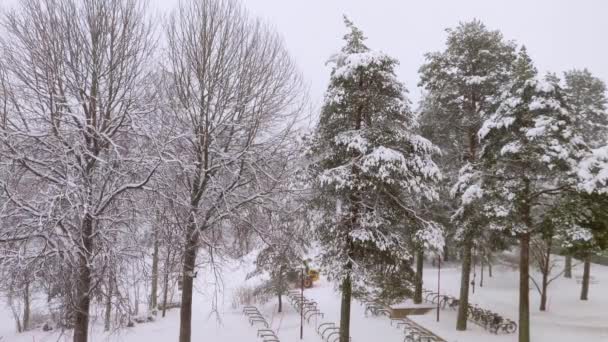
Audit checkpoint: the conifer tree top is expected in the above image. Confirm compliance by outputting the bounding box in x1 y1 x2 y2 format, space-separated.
513 46 537 85
342 16 368 54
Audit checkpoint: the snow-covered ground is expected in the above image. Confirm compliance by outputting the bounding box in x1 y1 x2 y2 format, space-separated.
1 255 607 342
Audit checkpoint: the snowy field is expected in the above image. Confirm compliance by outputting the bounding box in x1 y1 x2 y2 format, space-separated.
1 255 607 342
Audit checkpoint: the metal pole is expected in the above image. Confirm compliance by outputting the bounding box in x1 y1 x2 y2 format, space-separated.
437 255 441 322
300 268 304 339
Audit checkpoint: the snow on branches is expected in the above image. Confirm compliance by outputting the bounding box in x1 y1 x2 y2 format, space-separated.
310 18 443 300
577 146 608 194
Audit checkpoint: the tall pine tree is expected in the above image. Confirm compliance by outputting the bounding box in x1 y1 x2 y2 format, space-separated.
309 18 442 342
419 20 517 330
470 48 588 342
561 68 608 299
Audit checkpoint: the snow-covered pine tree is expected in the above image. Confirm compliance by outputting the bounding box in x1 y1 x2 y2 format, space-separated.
309 17 442 342
563 69 608 149
473 48 587 342
558 68 608 300
418 20 517 330
549 192 608 300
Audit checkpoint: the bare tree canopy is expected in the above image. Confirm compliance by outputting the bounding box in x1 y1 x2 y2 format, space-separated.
0 0 158 341
161 1 307 341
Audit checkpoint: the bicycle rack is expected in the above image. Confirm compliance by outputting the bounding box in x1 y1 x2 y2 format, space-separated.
359 297 447 342
242 305 279 341
317 322 335 334
305 309 324 323
286 291 349 342
321 326 340 340
249 317 269 328
326 329 341 342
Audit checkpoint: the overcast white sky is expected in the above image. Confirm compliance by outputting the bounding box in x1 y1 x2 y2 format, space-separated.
154 0 608 108
4 0 608 108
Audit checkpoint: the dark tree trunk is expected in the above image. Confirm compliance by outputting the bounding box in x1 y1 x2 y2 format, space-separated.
489 261 493 278
104 277 113 331
134 283 140 316
22 280 30 331
15 311 22 333
12 292 22 333
414 249 424 304
471 252 476 294
456 236 473 331
73 215 94 342
339 271 352 342
161 247 171 318
178 224 199 342
580 257 591 300
539 239 552 311
456 124 480 331
150 228 160 311
443 244 450 262
278 293 282 313
480 257 484 288
519 233 531 342
539 275 548 311
564 255 572 278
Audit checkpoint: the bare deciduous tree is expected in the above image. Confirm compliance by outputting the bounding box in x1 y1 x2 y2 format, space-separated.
0 1 158 341
161 0 306 341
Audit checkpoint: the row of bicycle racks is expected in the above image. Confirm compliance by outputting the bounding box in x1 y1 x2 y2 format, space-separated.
287 289 351 342
242 306 280 342
361 299 447 342
421 289 517 334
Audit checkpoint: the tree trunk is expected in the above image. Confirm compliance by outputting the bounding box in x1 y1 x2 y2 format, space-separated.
519 233 531 342
539 276 548 311
161 250 170 318
564 255 572 278
489 261 493 278
22 280 30 332
414 249 424 304
456 237 473 331
339 271 352 342
21 248 30 331
73 215 94 342
10 291 22 333
580 256 591 300
104 277 113 331
134 285 140 316
539 239 552 311
480 257 484 288
471 252 476 294
178 225 199 342
277 293 282 313
443 244 450 262
150 228 160 311
456 124 479 331
456 236 473 331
